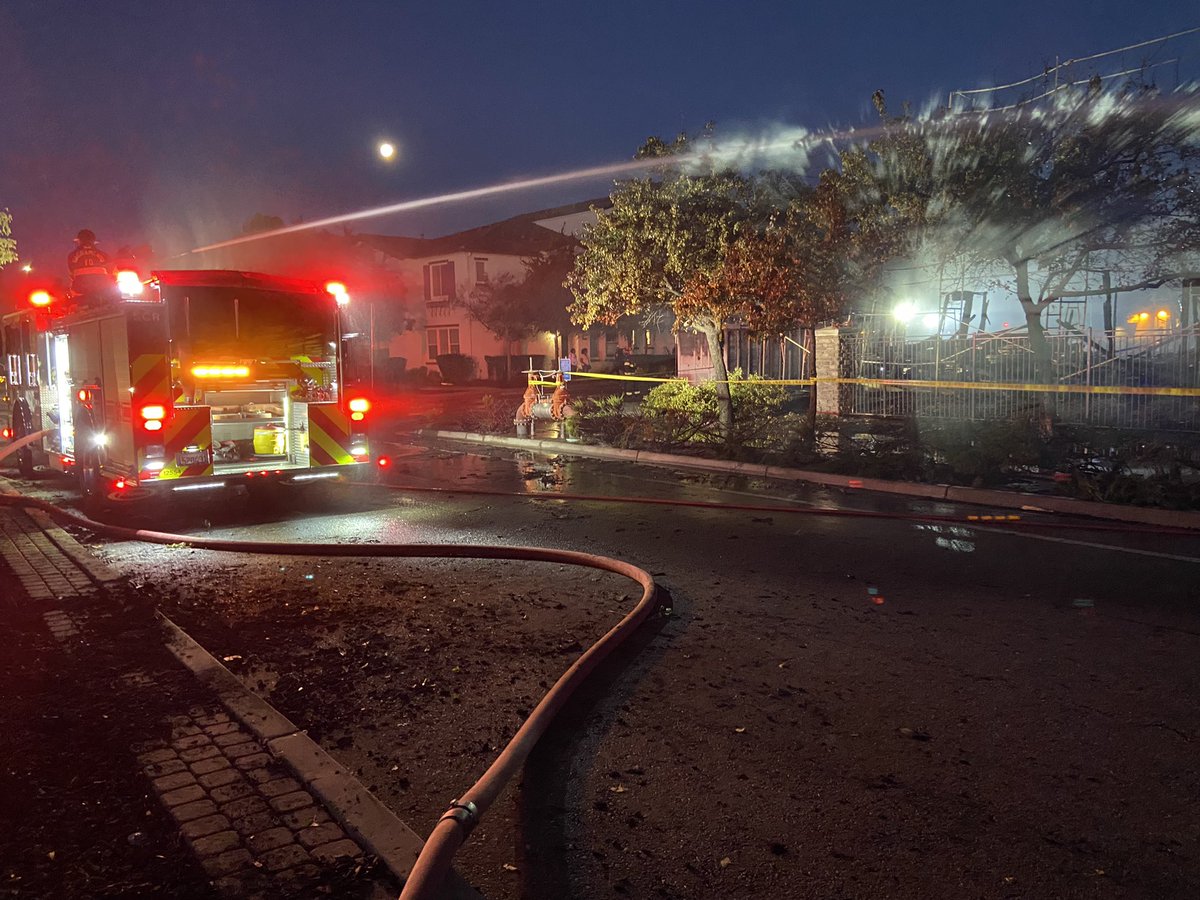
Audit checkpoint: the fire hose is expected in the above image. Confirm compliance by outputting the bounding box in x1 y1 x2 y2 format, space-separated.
0 434 657 899
1 432 1194 895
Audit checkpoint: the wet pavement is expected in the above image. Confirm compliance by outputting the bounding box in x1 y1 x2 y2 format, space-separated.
41 437 1200 898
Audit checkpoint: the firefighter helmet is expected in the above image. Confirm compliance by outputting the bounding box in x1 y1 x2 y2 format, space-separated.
75 229 97 244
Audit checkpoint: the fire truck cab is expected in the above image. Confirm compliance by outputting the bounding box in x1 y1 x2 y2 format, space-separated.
1 269 371 504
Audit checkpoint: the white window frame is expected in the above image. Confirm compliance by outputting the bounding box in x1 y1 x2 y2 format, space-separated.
426 325 461 360
474 258 488 284
429 261 453 300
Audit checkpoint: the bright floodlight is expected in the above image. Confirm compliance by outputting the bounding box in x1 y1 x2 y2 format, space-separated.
116 270 143 297
21 263 32 273
378 142 395 160
893 301 917 323
325 281 350 307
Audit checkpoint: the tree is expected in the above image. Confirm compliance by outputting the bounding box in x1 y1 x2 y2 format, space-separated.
681 178 866 431
464 244 576 381
568 137 760 437
0 209 16 269
843 87 1200 381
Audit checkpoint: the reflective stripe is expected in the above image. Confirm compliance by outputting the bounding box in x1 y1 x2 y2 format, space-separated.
306 403 355 466
152 407 213 480
131 354 172 406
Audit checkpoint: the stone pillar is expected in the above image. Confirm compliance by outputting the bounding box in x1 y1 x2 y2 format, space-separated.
815 326 853 416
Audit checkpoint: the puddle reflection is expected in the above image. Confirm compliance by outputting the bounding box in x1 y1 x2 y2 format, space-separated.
914 523 977 553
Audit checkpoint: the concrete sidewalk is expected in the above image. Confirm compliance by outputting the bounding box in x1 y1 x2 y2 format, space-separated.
0 487 411 898
432 430 1200 531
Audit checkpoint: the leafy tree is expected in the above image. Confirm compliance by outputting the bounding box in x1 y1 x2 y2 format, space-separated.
0 209 16 269
678 176 884 431
464 244 575 381
568 136 760 437
843 88 1200 381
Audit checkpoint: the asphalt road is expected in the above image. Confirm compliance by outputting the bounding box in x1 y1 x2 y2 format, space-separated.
48 440 1200 898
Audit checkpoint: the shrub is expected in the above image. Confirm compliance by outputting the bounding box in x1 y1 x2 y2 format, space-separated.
637 371 790 451
463 394 519 434
569 394 640 446
435 353 477 384
921 418 1042 485
639 380 721 447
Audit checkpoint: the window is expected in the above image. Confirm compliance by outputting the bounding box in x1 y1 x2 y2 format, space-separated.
426 326 460 360
474 258 488 284
425 261 455 301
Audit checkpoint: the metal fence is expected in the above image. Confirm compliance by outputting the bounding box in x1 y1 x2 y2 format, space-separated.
842 327 1200 432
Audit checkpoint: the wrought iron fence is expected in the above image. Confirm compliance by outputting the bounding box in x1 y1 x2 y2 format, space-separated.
842 327 1200 432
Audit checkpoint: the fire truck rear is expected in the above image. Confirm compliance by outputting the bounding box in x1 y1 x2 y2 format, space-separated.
1 269 372 504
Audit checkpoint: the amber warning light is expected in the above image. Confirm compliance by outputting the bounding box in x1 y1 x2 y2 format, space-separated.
192 365 250 378
348 397 370 422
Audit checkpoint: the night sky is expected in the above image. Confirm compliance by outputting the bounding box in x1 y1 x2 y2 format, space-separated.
1 1 1195 276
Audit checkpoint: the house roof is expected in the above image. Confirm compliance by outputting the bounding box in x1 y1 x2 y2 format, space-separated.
358 197 611 261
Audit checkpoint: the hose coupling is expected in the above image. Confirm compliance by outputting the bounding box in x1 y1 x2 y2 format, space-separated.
439 799 479 835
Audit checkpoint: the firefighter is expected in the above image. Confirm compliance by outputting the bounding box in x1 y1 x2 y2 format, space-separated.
67 229 111 296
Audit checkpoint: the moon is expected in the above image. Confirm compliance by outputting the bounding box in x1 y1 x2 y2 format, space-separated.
378 141 396 160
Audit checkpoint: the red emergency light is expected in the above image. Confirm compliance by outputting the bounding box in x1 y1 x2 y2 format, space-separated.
29 290 53 308
348 397 370 422
140 404 166 432
1 427 11 440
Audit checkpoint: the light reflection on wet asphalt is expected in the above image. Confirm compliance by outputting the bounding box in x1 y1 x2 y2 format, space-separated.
113 440 1194 564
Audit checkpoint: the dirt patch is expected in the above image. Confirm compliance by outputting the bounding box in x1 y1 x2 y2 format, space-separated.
137 550 640 898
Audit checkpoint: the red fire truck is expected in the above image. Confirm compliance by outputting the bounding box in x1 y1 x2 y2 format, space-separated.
1 269 372 505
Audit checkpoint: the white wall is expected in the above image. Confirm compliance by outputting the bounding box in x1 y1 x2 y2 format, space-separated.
376 250 555 379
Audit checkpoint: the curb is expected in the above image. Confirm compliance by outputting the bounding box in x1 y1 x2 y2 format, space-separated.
430 430 1200 531
160 616 482 899
1 478 126 590
0 479 478 897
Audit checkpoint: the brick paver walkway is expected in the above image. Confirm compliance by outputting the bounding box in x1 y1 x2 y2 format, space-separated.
0 488 397 898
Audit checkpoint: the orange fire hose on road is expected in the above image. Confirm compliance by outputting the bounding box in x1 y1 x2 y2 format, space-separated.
0 488 656 899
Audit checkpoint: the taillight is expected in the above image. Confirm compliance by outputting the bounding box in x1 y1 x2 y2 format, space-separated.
348 397 370 423
140 404 166 432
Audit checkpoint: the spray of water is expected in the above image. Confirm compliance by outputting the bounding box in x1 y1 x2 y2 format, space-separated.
189 84 1199 263
187 125 886 254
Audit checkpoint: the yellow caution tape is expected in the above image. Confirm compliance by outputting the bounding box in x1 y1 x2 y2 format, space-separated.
563 371 684 383
532 370 1200 396
833 377 1200 397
